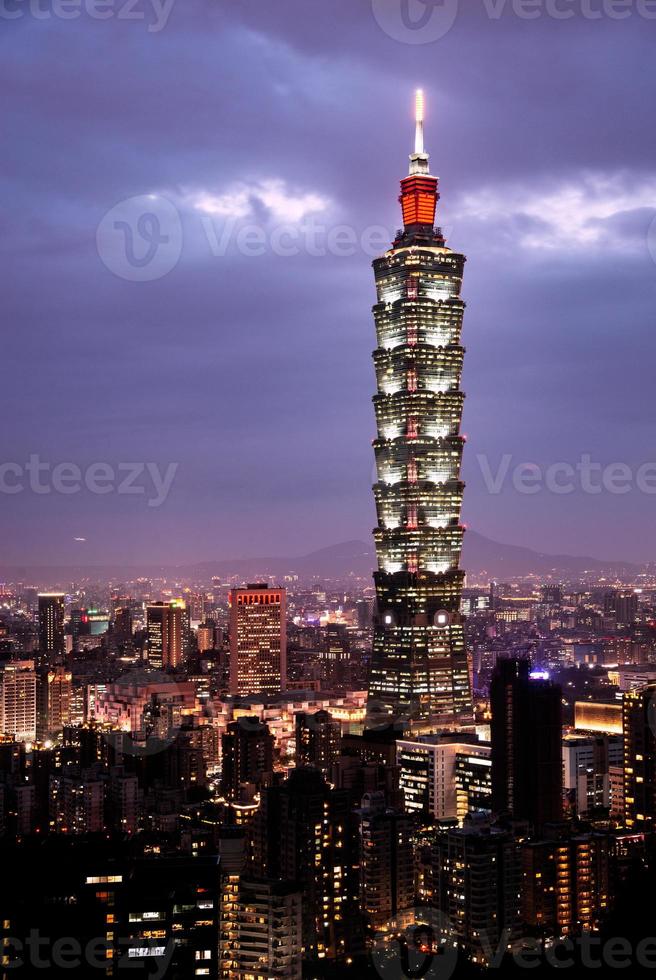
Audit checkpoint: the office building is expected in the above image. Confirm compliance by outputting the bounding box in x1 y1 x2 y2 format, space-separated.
229 584 286 696
367 91 472 731
0 841 220 978
113 606 133 645
146 600 186 669
490 658 563 829
50 769 105 834
37 593 65 663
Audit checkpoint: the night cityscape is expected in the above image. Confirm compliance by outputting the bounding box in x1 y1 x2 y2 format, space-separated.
3 3 656 978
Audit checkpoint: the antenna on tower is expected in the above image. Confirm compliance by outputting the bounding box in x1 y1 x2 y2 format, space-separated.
414 88 425 155
408 88 430 176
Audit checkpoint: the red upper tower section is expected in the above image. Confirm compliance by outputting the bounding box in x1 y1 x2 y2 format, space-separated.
399 174 439 228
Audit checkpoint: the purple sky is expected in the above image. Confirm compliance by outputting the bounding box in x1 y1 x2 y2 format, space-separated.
2 0 656 566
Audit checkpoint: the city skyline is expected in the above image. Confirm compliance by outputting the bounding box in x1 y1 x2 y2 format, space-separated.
3 4 656 566
5 9 656 979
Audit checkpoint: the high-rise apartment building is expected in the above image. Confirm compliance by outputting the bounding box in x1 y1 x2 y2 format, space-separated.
197 620 216 653
622 683 656 828
434 813 522 962
0 661 37 742
367 92 472 732
604 589 638 625
254 768 360 962
295 709 340 773
229 584 286 696
36 665 72 742
490 658 563 830
220 877 303 980
37 593 65 663
220 718 274 801
108 767 141 835
50 770 105 834
521 832 610 936
357 790 414 929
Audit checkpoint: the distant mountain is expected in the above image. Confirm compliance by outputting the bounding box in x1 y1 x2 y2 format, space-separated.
184 540 375 580
0 533 639 585
461 531 639 579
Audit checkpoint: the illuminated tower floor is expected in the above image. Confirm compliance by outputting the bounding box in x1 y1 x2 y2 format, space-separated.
367 91 474 733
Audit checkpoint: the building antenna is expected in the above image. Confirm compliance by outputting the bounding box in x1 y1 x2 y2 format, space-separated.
414 88 425 155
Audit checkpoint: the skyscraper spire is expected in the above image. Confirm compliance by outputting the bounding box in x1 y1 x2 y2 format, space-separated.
409 88 430 177
399 89 439 239
414 88 425 155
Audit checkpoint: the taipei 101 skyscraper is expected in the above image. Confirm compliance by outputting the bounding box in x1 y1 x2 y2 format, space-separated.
367 91 473 732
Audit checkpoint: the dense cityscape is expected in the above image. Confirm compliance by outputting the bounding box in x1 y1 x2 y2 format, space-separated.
2 567 656 976
2 87 656 978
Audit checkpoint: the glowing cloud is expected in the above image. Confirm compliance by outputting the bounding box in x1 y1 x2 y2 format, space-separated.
190 178 329 224
458 172 656 250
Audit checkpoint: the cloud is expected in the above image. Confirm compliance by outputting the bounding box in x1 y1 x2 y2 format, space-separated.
187 178 330 224
458 172 656 250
